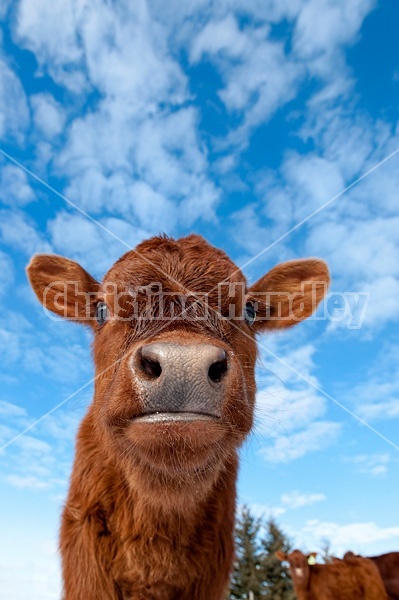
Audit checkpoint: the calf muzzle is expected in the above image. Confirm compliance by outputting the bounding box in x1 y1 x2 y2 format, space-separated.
131 341 229 420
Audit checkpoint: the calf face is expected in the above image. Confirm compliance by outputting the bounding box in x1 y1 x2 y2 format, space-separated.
27 234 329 505
276 549 313 587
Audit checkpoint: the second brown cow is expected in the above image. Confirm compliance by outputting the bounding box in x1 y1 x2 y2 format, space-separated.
277 549 388 600
344 551 399 600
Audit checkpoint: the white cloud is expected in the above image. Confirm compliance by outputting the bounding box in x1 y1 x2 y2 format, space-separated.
353 153 399 217
190 16 301 146
246 491 326 526
0 334 20 373
293 0 376 63
249 502 287 520
260 420 341 464
40 412 82 447
0 210 52 255
48 211 150 276
359 396 399 421
281 154 346 222
306 218 399 282
297 519 399 556
184 0 375 149
255 342 342 463
350 453 391 477
15 435 52 455
2 436 57 491
0 423 15 446
15 0 86 92
301 109 390 181
132 109 219 221
22 342 91 383
57 106 219 229
231 205 285 257
256 387 327 435
258 343 319 388
242 116 399 333
357 276 399 330
348 344 399 421
0 0 12 19
0 400 27 420
0 306 91 386
30 94 66 138
305 217 399 331
0 164 35 206
0 250 14 295
8 0 385 253
1 406 82 494
190 14 248 63
5 474 51 490
281 491 326 509
14 0 220 229
220 38 298 128
0 57 29 142
124 181 177 231
80 0 186 103
150 0 304 32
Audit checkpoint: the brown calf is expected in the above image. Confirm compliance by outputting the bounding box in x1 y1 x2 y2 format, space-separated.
276 549 389 600
27 234 330 600
344 551 399 600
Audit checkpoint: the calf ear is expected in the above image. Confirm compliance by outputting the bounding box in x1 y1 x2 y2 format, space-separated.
247 259 330 331
27 254 100 326
275 551 287 562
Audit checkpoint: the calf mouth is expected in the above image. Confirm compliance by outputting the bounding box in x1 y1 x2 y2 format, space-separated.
125 411 229 477
133 411 221 424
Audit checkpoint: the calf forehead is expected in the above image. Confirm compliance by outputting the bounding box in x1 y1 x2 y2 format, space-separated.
103 234 244 292
290 550 307 561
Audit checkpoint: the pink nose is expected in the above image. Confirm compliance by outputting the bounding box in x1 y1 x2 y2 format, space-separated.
131 342 229 417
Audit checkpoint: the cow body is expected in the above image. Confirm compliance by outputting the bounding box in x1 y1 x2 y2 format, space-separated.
277 549 388 600
344 552 399 600
28 235 330 599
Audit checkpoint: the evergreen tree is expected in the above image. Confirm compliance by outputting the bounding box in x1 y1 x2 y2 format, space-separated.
229 505 263 600
259 517 295 600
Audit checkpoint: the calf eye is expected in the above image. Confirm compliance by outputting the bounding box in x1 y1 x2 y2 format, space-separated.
244 302 256 325
96 302 108 325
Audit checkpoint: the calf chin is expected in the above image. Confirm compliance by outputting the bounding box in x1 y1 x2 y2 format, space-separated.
117 419 237 503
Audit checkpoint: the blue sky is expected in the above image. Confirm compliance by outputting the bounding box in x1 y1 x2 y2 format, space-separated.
1 0 399 597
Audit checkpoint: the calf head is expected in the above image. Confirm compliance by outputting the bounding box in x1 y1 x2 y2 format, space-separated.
27 234 329 504
276 549 317 586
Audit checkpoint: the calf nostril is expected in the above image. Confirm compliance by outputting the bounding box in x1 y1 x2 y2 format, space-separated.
140 355 162 379
208 355 228 384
